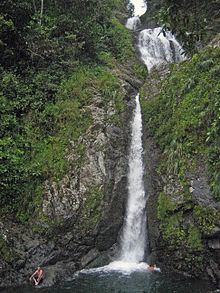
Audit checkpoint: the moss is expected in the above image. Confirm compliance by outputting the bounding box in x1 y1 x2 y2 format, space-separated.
31 213 62 242
157 200 208 275
157 189 216 276
0 236 18 263
158 193 188 248
193 206 220 234
158 192 179 219
160 215 186 248
141 46 220 198
77 185 104 232
187 224 203 251
132 63 148 80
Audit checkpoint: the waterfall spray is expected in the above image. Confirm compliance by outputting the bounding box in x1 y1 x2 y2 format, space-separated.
119 93 147 263
138 27 185 71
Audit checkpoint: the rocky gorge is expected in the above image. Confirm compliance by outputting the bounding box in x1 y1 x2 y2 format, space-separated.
0 60 145 288
0 0 219 291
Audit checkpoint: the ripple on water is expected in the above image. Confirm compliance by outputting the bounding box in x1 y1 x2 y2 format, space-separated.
65 267 214 293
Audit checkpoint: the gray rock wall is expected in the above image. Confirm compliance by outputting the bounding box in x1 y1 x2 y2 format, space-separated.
0 64 143 289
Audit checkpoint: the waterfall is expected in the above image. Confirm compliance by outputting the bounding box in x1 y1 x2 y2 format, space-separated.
77 0 185 274
81 92 149 272
128 0 147 17
126 0 185 71
126 16 141 30
119 93 146 263
125 0 147 30
139 27 185 71
117 0 184 266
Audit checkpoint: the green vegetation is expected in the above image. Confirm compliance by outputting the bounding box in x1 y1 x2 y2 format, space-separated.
142 46 220 200
78 185 103 232
0 0 135 222
158 192 178 219
157 191 210 275
193 206 219 234
141 45 220 276
0 236 18 263
156 0 220 55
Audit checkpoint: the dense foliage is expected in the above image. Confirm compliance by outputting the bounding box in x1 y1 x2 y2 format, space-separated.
142 45 220 199
0 0 134 219
141 45 220 275
156 0 220 55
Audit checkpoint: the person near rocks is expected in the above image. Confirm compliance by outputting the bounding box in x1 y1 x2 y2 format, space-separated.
147 264 157 271
29 266 43 286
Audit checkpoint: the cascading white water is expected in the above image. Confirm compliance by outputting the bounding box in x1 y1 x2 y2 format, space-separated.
76 92 149 273
117 0 185 267
79 92 149 273
139 27 185 71
119 93 146 263
76 0 184 275
128 0 147 16
125 0 147 30
126 16 141 30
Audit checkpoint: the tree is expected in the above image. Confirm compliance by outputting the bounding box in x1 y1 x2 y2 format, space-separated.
0 0 33 68
156 0 220 55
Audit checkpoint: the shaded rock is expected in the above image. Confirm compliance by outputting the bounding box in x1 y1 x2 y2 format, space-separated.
80 248 100 268
186 159 219 208
0 62 143 289
151 61 171 76
208 239 220 250
206 227 220 239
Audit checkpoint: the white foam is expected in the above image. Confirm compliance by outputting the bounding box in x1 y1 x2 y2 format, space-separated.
138 27 185 71
126 16 141 30
106 261 149 273
75 261 160 277
129 0 147 16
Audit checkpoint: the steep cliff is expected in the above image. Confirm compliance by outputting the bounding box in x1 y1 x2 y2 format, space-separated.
0 0 148 288
1 0 219 290
141 38 220 287
0 61 144 288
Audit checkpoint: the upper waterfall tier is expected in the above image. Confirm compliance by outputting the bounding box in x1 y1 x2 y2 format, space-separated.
126 16 141 30
129 0 147 16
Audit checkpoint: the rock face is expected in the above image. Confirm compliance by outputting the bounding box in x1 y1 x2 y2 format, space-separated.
142 60 220 288
142 62 169 266
0 64 143 289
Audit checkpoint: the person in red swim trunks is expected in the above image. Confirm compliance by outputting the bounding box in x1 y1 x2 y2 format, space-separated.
29 266 43 286
147 264 157 271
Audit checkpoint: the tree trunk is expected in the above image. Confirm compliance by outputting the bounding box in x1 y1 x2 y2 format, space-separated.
40 0 44 24
32 0 37 13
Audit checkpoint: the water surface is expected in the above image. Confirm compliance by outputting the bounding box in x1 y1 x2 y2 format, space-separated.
0 270 214 293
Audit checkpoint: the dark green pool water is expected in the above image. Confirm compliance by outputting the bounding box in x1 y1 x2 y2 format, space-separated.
0 268 214 293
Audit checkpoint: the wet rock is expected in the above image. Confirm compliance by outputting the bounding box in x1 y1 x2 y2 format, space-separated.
0 63 143 289
80 248 100 268
208 239 220 250
151 61 170 76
